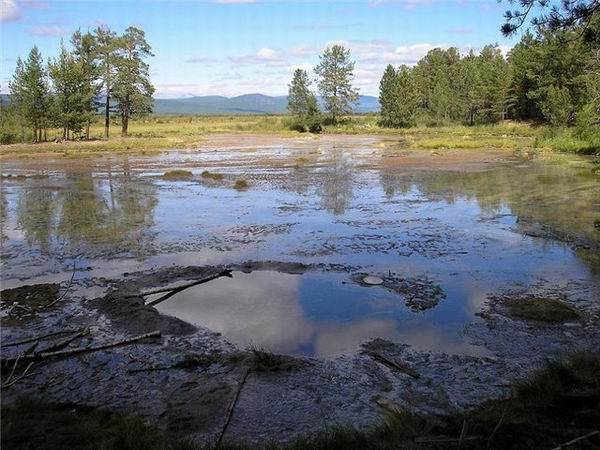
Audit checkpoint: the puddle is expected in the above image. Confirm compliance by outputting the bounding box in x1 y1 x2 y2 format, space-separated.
152 270 485 358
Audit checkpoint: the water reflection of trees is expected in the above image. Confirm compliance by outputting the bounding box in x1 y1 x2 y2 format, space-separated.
381 162 599 244
320 150 354 215
16 164 157 259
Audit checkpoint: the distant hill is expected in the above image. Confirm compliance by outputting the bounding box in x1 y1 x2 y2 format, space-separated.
154 94 380 115
1 93 380 115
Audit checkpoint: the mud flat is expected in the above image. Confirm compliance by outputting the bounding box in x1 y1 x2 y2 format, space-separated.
1 134 599 445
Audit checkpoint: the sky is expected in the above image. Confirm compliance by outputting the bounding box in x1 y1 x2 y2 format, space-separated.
0 0 524 98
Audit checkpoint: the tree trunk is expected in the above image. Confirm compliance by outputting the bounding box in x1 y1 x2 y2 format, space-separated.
104 92 110 140
86 121 90 140
63 125 67 140
121 98 129 137
33 127 37 143
43 128 47 142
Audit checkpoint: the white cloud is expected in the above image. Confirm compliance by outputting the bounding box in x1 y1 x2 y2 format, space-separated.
230 47 285 65
184 57 218 64
1 0 21 22
213 0 257 3
28 25 67 37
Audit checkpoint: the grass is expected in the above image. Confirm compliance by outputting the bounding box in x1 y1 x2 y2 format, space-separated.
234 179 249 190
3 353 599 449
162 169 194 180
201 170 225 181
504 297 581 323
1 115 599 157
247 345 304 372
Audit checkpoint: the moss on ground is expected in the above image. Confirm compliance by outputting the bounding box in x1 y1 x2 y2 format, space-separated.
505 297 580 323
162 170 194 180
201 171 224 181
234 179 249 190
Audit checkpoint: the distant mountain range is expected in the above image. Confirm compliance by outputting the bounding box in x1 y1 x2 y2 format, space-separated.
1 93 380 115
153 94 380 115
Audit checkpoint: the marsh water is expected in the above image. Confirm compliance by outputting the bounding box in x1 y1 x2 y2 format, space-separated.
1 136 598 357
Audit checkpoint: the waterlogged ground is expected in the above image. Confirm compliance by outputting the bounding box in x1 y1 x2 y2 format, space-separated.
1 135 599 357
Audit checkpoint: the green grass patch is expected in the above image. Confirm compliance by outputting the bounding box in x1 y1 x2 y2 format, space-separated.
234 179 249 190
505 297 580 323
162 169 194 180
201 170 224 181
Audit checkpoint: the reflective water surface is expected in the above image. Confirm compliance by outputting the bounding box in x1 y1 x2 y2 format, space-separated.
1 137 598 356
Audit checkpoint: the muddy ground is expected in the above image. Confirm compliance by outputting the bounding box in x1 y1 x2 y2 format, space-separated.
1 134 599 446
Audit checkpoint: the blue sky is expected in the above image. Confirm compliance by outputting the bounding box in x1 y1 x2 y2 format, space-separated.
1 0 522 97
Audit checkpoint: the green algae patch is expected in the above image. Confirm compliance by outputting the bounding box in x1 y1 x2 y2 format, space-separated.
162 170 194 180
505 297 580 323
201 170 224 181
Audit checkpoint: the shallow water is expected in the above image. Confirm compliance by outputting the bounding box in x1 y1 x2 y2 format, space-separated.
1 137 598 356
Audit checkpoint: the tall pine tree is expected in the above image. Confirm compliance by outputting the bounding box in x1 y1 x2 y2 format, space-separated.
113 26 155 137
314 45 358 123
9 47 49 142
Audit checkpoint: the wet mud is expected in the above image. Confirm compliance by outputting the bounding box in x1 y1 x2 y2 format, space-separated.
1 134 599 444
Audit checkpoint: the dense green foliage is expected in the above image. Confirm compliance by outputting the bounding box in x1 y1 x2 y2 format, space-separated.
378 16 600 135
314 45 359 123
287 69 322 133
5 25 154 143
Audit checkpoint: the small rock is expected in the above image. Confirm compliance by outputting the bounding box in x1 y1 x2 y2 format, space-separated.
363 276 384 286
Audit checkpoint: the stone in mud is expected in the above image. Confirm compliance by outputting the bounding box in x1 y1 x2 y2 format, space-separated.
362 276 384 286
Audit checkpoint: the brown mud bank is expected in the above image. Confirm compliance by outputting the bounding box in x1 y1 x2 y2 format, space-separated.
2 260 599 446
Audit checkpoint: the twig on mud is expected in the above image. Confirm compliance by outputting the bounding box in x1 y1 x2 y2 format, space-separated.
145 269 233 307
216 366 250 448
0 330 161 364
45 262 77 308
551 430 600 449
414 436 483 443
2 362 34 389
458 419 467 449
38 328 90 354
486 410 506 449
365 351 420 379
1 328 85 348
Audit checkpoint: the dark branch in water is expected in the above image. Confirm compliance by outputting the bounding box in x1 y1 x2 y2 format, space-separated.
145 269 233 307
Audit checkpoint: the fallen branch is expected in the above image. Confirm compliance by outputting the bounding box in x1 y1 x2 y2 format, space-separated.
45 262 77 308
1 362 34 389
146 269 233 307
415 436 482 443
38 328 90 354
216 366 250 447
551 430 600 449
1 328 85 348
1 330 161 364
366 351 420 379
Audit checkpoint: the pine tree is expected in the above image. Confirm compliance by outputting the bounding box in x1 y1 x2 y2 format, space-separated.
314 45 358 123
94 26 119 140
48 42 91 139
113 27 155 137
378 64 398 127
71 29 99 140
9 47 49 142
287 68 321 132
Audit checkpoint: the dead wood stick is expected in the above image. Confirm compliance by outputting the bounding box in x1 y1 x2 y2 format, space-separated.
146 269 233 307
366 351 420 379
415 436 482 443
37 328 90 354
1 362 34 389
45 261 77 308
1 328 85 348
142 269 232 297
552 430 600 449
0 330 161 364
216 366 250 448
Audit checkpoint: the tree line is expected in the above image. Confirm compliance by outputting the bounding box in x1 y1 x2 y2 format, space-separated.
6 25 154 142
288 10 599 132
